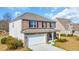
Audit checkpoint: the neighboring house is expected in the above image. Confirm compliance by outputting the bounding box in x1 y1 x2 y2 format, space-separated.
56 17 73 34
0 20 9 36
0 20 9 32
72 24 79 36
9 13 56 48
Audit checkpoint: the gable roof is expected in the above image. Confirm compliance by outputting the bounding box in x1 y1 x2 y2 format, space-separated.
56 17 71 30
11 12 55 22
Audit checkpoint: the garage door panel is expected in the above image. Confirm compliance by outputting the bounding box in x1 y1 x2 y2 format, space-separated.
27 34 45 47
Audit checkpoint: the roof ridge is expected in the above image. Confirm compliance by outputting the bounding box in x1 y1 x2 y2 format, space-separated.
10 12 55 22
15 12 53 21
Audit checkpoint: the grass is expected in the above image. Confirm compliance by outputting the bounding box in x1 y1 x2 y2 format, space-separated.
0 36 32 51
54 36 79 51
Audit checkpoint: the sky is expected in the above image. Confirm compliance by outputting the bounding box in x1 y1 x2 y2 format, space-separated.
0 7 79 23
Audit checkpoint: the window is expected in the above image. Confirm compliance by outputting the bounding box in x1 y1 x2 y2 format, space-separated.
51 22 56 28
29 20 37 28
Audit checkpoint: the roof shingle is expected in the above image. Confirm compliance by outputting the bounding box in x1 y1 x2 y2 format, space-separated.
11 12 55 22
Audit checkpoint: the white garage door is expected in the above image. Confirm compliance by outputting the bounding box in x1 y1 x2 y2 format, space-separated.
27 34 46 47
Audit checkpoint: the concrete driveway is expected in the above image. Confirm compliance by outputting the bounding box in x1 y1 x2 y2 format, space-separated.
30 44 65 51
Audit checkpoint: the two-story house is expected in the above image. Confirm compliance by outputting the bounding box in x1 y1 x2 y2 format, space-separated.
9 13 56 48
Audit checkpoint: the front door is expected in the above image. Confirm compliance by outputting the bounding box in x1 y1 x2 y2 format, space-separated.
53 32 56 39
47 33 52 42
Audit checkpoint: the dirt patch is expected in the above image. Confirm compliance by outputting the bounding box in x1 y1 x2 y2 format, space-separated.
0 44 32 51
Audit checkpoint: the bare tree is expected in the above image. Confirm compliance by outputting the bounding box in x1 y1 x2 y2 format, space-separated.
0 12 12 32
3 12 12 22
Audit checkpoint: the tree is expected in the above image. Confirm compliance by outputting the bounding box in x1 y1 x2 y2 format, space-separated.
3 12 12 22
0 12 12 32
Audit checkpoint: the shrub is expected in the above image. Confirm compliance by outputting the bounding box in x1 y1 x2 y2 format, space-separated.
7 39 23 49
60 34 66 37
7 42 17 49
16 40 23 47
7 39 18 49
67 34 73 37
27 48 32 51
1 37 7 44
56 38 67 42
48 42 51 44
0 36 24 49
6 36 15 42
1 36 24 49
56 36 59 39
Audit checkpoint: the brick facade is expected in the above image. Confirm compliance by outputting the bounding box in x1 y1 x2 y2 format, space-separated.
22 20 29 30
38 21 42 28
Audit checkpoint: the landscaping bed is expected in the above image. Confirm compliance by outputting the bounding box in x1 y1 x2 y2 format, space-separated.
0 36 32 51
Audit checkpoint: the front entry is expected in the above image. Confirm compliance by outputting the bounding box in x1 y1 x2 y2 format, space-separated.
47 33 52 42
47 32 56 42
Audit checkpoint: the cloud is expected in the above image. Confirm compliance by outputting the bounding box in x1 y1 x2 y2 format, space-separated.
7 7 30 19
53 8 68 18
44 7 79 23
54 7 79 19
52 7 79 23
45 13 55 19
51 7 58 12
14 11 22 18
44 7 59 19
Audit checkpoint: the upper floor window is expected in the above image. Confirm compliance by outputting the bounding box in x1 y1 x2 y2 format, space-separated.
29 20 37 28
51 22 56 28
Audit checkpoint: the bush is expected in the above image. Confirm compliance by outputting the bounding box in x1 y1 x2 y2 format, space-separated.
6 36 15 43
56 36 59 39
56 38 67 42
60 34 66 37
48 42 51 44
7 42 17 49
67 34 73 37
27 48 32 51
1 36 23 49
1 37 7 44
7 39 23 49
7 39 18 49
16 40 23 47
